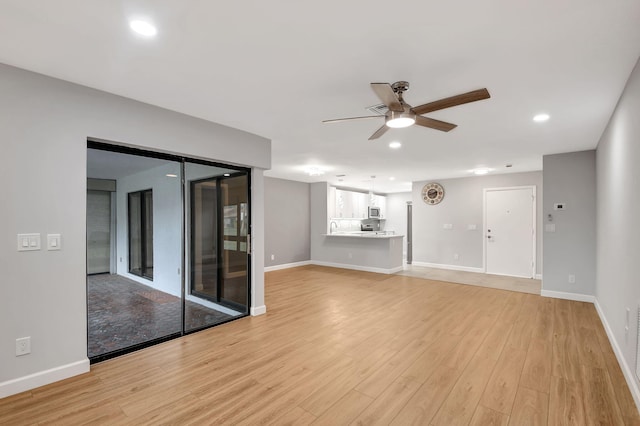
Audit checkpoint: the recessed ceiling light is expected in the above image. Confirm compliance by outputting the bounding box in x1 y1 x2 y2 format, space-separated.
533 113 550 122
165 173 177 178
471 168 493 175
130 20 157 37
304 166 325 176
389 177 396 181
389 141 402 149
223 173 231 177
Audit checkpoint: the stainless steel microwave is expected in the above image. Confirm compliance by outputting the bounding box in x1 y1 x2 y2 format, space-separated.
368 206 381 218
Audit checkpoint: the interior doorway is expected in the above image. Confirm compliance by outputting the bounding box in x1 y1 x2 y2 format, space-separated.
86 142 251 361
484 186 536 278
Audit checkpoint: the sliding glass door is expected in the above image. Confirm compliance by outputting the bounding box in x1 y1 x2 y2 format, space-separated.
186 165 250 332
87 143 251 361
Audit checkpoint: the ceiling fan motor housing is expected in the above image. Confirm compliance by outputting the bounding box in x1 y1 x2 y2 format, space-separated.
391 81 410 93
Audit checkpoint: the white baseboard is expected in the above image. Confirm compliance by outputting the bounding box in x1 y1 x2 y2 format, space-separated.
540 289 595 303
312 261 403 275
594 299 640 412
411 261 484 274
264 260 312 272
250 305 267 316
0 359 90 399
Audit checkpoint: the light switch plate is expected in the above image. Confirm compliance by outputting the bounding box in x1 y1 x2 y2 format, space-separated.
47 234 61 251
17 234 40 251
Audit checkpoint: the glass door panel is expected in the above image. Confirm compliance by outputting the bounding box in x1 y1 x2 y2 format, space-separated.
220 175 249 309
185 164 250 332
191 179 218 301
87 146 182 361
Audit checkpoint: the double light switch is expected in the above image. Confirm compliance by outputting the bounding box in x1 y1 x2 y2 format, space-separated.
17 233 62 251
17 233 40 251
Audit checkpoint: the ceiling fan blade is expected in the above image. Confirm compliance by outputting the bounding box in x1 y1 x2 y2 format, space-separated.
415 115 457 132
322 115 383 124
371 83 404 112
412 88 491 115
368 123 389 140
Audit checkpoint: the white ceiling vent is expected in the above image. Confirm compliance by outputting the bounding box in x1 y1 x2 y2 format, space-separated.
366 103 389 116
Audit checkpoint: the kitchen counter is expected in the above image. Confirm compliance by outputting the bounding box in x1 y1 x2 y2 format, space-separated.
316 232 404 274
323 232 404 239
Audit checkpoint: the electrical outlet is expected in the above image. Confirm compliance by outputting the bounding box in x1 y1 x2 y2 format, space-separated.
16 337 31 356
453 253 459 260
271 254 275 261
348 253 353 259
568 274 576 284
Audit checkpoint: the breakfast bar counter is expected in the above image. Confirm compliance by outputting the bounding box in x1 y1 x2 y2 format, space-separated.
315 232 404 274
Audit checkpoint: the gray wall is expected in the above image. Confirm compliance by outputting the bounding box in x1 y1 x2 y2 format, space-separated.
0 63 269 396
542 151 596 296
412 172 543 274
310 182 330 262
595 57 640 390
264 177 311 267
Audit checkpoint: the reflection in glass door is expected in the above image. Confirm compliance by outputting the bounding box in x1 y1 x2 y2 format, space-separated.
220 175 249 310
191 179 219 301
189 170 249 331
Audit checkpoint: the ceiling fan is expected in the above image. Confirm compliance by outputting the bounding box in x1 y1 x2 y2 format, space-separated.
323 81 490 140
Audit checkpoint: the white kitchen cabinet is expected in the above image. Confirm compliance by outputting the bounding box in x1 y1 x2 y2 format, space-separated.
334 189 353 218
331 188 386 218
333 189 367 218
370 194 387 218
377 195 386 218
353 192 368 218
328 186 337 219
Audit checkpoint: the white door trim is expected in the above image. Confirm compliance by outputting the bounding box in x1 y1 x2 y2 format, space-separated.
483 185 536 278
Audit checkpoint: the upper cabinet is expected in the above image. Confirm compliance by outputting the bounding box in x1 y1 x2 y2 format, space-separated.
334 189 358 218
370 194 386 218
332 188 386 219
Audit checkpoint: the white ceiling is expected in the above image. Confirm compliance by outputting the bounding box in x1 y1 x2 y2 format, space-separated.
1 1 639 193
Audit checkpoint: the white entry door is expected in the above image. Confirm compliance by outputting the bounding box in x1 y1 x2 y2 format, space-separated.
485 186 536 278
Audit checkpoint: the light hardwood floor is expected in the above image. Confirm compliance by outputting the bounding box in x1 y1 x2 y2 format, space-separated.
1 265 638 425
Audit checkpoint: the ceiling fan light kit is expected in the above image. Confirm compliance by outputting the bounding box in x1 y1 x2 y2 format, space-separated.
386 110 416 128
323 81 490 140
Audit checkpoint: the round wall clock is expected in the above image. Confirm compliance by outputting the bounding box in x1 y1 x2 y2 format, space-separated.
422 182 444 205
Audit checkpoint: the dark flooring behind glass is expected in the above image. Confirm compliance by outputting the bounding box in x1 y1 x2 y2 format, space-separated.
87 274 235 358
